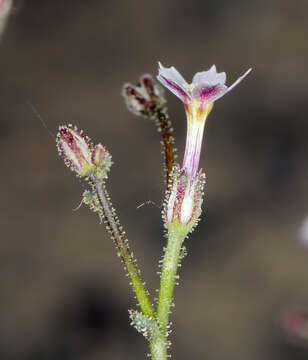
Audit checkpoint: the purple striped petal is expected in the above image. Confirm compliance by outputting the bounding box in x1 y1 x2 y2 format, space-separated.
193 83 228 102
157 62 190 103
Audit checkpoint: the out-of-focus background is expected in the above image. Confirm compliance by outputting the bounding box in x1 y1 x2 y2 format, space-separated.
1 0 308 359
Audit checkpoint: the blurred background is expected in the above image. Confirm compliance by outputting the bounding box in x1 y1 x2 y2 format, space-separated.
1 0 308 359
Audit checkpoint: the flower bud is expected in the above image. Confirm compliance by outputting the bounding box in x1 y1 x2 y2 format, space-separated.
57 125 94 177
92 143 105 166
122 74 166 118
128 309 160 340
92 143 112 180
164 165 205 234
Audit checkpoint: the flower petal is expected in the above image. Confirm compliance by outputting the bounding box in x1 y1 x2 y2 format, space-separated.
157 62 190 103
226 68 252 93
191 65 228 102
206 68 252 102
192 65 227 87
192 83 228 102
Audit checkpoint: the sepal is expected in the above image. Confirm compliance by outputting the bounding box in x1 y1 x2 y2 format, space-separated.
163 165 205 234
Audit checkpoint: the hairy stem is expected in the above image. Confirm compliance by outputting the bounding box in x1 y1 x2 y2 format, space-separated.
156 229 186 346
92 176 155 318
149 334 167 360
153 107 176 185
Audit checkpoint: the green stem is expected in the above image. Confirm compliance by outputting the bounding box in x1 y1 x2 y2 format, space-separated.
153 228 186 359
93 177 155 319
149 335 167 360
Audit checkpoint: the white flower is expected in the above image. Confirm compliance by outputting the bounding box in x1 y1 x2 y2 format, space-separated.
157 62 251 105
157 62 252 179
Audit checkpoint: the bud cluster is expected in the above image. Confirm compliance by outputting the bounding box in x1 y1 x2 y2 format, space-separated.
122 74 166 118
56 124 112 180
82 190 103 216
164 165 205 233
128 309 160 340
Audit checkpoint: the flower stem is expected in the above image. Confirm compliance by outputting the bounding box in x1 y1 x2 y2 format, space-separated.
92 176 155 318
149 334 167 360
155 228 186 358
153 107 176 185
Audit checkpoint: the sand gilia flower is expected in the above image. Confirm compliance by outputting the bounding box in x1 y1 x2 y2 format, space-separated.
157 62 252 179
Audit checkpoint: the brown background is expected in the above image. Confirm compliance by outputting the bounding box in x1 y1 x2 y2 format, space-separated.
1 0 308 359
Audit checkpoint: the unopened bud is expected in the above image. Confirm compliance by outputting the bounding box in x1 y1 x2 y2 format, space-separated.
57 125 94 177
164 165 205 234
122 74 166 118
57 125 113 181
92 143 112 180
128 309 160 340
92 143 105 166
